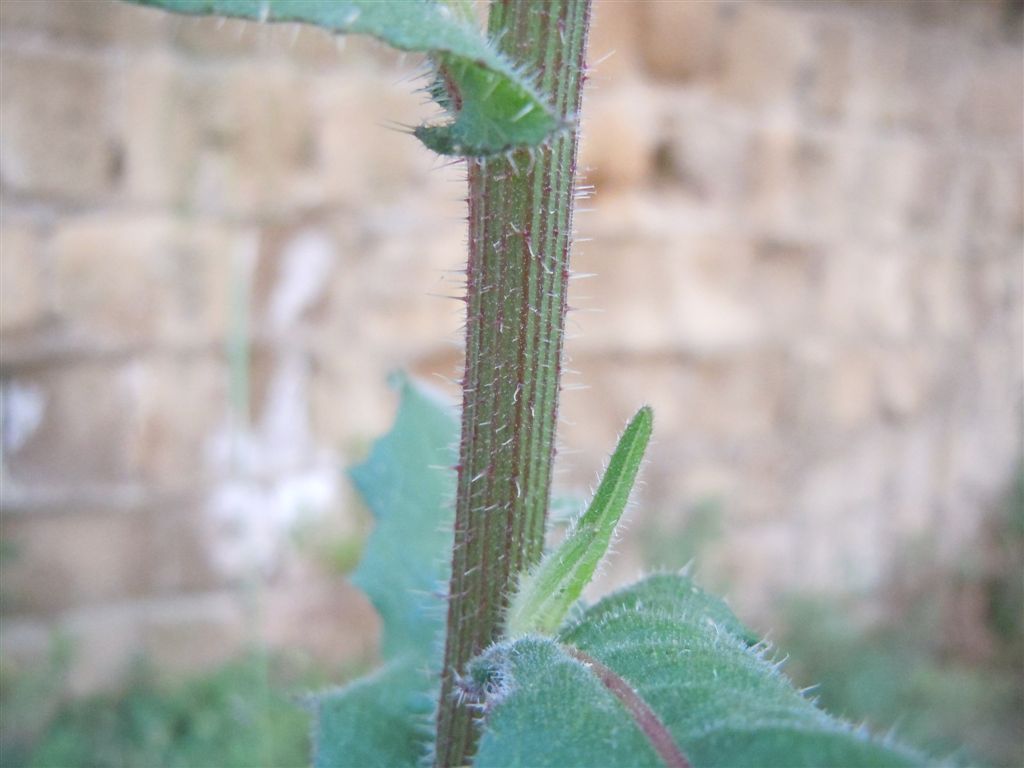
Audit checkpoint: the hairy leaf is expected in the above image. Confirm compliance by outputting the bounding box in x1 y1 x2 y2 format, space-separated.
311 375 457 767
129 0 558 155
312 659 429 768
349 373 458 660
473 574 926 768
505 407 653 637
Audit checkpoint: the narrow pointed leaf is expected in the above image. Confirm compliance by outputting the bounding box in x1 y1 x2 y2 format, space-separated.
505 406 653 638
128 0 558 155
473 574 927 768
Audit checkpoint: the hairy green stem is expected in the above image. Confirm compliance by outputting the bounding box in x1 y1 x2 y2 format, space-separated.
434 1 591 765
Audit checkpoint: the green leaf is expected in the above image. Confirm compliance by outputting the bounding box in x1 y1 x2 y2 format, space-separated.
473 574 927 768
312 658 430 768
413 54 560 156
349 373 458 660
311 375 458 767
129 0 558 156
505 407 653 638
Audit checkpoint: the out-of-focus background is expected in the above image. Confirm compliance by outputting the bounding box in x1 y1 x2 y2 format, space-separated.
1 0 1021 765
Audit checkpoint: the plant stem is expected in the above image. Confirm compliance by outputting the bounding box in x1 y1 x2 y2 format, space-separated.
435 1 591 765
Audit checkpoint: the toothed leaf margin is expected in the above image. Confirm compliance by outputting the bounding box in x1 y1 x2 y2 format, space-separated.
129 0 559 156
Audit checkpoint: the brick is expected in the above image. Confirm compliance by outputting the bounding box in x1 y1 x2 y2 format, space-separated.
877 345 931 421
0 222 46 332
637 0 724 82
562 353 784 486
750 239 821 339
716 2 814 109
689 355 786 440
0 51 118 200
579 83 657 190
132 356 231 484
826 349 878 430
2 363 139 486
587 0 644 79
220 65 316 206
253 224 340 334
2 491 247 617
318 207 464 359
140 497 223 596
803 21 853 121
861 252 916 341
0 510 149 614
314 70 437 207
184 63 315 216
571 197 760 355
905 0 1008 34
917 250 971 339
0 0 169 50
966 154 1024 248
50 210 167 339
656 93 750 206
309 354 397 449
855 28 961 134
786 341 878 434
745 121 852 238
850 135 928 242
559 358 695 472
906 149 957 230
51 213 239 346
958 49 1024 141
644 459 741 518
113 55 201 207
639 435 796 531
966 244 1019 333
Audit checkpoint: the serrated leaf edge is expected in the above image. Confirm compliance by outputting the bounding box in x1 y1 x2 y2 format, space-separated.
131 0 558 156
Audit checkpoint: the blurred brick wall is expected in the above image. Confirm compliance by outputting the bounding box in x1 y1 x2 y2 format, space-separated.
1 0 1021 693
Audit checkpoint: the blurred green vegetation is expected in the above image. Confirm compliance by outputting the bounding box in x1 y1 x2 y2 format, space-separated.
0 651 338 768
781 471 1024 768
